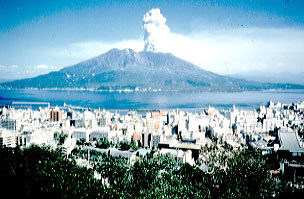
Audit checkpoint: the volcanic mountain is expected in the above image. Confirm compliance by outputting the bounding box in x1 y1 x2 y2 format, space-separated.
1 48 303 91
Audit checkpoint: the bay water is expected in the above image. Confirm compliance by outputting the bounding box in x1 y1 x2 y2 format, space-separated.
1 89 304 111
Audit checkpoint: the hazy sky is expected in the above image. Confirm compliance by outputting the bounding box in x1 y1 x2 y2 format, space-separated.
0 0 304 79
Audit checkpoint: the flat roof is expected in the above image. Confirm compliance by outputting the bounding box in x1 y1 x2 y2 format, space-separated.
158 140 177 145
158 141 201 150
279 131 304 152
173 143 201 150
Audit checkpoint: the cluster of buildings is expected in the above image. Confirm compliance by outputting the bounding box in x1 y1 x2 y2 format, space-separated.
1 101 304 183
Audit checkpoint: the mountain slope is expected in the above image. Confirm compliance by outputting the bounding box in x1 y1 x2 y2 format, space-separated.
1 48 304 91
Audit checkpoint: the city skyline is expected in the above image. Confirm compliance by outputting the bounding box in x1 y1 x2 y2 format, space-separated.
1 0 304 79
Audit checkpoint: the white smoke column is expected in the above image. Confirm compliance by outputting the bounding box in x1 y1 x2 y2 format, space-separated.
143 8 170 52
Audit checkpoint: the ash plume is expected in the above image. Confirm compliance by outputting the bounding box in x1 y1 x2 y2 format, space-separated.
143 8 170 52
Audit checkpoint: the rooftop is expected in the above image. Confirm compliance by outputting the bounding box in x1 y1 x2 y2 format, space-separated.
279 130 304 153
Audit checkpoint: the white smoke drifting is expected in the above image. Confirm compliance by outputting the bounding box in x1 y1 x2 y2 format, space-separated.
143 8 170 52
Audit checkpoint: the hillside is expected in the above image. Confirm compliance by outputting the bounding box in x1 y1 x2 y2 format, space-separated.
1 48 303 91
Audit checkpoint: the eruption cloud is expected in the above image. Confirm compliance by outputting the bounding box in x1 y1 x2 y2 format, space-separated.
143 8 170 52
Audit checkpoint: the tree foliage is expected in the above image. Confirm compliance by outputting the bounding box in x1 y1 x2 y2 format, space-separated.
117 140 138 151
94 152 211 198
0 145 115 198
54 130 68 145
213 150 275 199
1 144 298 198
95 139 111 149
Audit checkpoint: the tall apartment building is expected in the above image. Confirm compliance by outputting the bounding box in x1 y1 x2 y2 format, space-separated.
0 119 16 131
50 108 62 122
0 129 16 148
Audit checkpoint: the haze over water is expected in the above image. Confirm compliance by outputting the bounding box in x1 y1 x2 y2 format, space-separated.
1 89 304 111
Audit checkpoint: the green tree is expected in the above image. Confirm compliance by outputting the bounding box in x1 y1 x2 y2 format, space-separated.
96 138 111 149
0 145 119 198
54 130 68 145
1 144 294 199
76 138 86 146
94 151 211 198
118 140 139 151
209 149 276 199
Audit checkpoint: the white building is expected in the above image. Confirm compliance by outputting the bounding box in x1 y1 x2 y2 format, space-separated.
0 129 16 148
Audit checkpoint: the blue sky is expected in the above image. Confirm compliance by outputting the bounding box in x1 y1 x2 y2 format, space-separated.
0 0 304 79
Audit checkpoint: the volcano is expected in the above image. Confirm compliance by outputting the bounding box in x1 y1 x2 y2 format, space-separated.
1 48 303 92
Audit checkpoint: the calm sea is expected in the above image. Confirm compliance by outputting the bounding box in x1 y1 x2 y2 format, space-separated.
0 89 304 111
